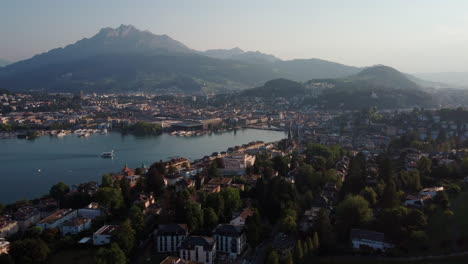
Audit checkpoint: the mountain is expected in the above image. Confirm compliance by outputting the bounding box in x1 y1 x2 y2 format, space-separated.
0 59 11 67
0 25 372 94
241 78 306 98
204 48 280 64
1 25 193 76
413 72 468 88
273 59 360 81
308 65 435 109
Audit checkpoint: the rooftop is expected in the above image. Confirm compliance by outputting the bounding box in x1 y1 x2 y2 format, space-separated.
179 236 215 251
38 209 75 225
94 225 119 236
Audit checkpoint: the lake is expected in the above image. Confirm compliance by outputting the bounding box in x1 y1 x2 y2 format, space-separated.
0 129 285 204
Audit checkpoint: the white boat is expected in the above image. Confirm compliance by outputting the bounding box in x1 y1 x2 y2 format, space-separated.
100 150 114 158
57 131 67 137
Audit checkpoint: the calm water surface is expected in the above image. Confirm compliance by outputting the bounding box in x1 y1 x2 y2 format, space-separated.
0 129 285 203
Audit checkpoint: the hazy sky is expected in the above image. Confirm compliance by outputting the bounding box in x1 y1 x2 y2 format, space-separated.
1 0 468 73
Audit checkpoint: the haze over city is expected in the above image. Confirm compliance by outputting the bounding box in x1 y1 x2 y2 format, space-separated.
2 0 468 73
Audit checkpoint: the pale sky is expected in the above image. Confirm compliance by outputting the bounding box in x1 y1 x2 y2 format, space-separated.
1 0 468 73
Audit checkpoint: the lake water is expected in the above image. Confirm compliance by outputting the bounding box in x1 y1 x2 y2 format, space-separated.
0 129 285 204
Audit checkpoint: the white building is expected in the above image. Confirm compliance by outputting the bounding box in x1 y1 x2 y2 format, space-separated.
419 186 444 198
403 195 431 208
36 209 78 230
154 224 188 253
350 229 394 251
59 217 92 235
223 153 256 175
13 206 41 231
179 236 216 264
0 238 9 254
78 202 105 219
0 221 19 239
230 208 253 226
213 224 246 258
93 225 119 245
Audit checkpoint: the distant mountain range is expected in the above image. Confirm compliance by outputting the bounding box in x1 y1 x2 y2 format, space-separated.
0 25 365 93
238 65 439 109
0 24 466 110
0 59 11 67
413 72 468 88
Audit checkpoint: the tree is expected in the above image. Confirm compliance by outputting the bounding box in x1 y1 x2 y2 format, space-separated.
146 167 166 195
336 195 372 238
205 193 224 219
203 208 219 230
360 187 377 206
433 191 450 209
186 202 204 232
417 157 432 177
101 174 113 188
316 209 334 251
312 232 320 251
294 240 304 263
245 209 262 247
9 238 50 264
221 187 241 219
0 254 14 264
49 182 70 203
0 203 4 215
272 155 289 177
128 205 144 234
95 243 127 264
381 180 400 208
113 219 135 256
96 187 124 211
207 162 221 178
283 250 294 264
343 153 367 194
265 250 279 264
41 228 59 243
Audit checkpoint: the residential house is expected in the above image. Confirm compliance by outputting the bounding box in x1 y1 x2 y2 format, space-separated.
154 224 188 253
0 221 19 238
0 238 9 254
201 184 221 193
78 202 105 219
419 187 444 198
299 207 322 232
403 195 432 208
350 229 394 251
134 193 155 209
36 209 78 230
60 217 92 235
159 256 195 264
93 225 119 245
13 206 41 230
179 236 216 264
230 208 253 226
213 224 246 258
176 179 195 192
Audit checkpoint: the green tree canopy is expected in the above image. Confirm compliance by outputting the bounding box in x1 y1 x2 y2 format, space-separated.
265 250 279 264
9 238 50 264
49 182 70 202
336 195 372 238
95 243 127 264
96 187 124 211
203 207 219 231
113 219 136 256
